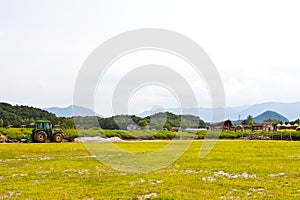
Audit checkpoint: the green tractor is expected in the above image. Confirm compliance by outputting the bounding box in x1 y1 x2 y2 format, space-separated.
31 120 63 143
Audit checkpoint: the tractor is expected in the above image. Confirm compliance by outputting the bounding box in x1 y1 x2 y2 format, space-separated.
31 120 63 143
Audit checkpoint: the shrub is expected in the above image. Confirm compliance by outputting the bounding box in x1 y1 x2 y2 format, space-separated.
220 131 243 139
64 129 79 138
154 130 177 139
0 128 31 140
103 130 136 139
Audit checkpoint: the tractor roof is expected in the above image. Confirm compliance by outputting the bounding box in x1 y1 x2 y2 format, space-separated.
35 120 51 123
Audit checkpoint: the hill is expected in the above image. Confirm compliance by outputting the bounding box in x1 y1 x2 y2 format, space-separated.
0 102 57 127
96 112 206 130
146 112 206 129
44 105 103 117
138 102 300 122
138 105 249 122
235 102 300 121
253 110 289 124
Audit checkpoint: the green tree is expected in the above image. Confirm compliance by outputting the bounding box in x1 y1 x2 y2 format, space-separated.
60 117 75 129
163 124 171 131
242 115 255 125
264 118 282 124
131 115 142 124
289 118 299 125
0 118 3 127
0 102 58 127
137 119 148 129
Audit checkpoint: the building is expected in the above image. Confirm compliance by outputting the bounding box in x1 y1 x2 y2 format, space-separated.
208 120 235 131
6 125 13 129
252 122 274 132
276 123 298 131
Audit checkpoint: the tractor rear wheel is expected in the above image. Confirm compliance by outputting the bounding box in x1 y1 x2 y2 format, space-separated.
34 131 47 143
53 133 63 143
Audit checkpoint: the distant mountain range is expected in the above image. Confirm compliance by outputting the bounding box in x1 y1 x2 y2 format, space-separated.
44 102 300 122
230 102 300 121
44 105 103 118
138 102 300 122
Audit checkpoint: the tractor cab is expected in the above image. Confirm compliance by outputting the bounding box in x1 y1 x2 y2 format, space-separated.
31 120 63 143
35 120 51 130
34 120 52 137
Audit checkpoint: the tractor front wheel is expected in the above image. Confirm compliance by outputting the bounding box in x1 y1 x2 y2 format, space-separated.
53 133 63 143
34 131 47 143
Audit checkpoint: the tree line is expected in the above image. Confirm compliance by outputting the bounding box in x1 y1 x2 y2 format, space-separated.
0 103 206 130
0 102 57 127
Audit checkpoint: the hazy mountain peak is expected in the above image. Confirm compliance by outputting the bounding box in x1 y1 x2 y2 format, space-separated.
137 102 300 122
253 110 289 124
44 105 103 117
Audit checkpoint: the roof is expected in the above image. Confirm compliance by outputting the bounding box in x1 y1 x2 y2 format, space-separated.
210 120 233 127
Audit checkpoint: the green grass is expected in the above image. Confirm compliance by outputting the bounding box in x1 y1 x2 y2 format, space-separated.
0 141 299 199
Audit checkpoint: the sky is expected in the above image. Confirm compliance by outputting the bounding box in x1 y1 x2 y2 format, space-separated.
1 0 300 116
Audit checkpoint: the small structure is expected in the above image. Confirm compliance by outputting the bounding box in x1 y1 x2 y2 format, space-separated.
234 125 244 132
208 120 234 131
276 123 298 131
252 122 274 132
20 125 27 128
127 124 136 130
6 125 13 129
252 124 263 131
171 127 182 132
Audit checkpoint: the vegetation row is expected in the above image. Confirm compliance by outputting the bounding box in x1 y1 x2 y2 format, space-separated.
1 128 300 141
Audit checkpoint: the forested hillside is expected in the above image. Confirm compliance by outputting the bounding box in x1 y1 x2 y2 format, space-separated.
0 102 58 127
0 103 206 130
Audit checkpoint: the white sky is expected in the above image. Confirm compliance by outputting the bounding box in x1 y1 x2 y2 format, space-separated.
1 0 300 116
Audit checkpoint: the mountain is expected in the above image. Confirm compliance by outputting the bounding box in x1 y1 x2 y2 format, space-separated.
137 102 300 122
253 111 289 124
138 105 250 121
44 105 103 118
235 102 300 121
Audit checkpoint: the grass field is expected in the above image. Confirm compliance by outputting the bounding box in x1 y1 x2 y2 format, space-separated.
0 141 299 199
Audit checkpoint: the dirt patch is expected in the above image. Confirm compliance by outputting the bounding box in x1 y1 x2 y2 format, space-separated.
74 136 123 142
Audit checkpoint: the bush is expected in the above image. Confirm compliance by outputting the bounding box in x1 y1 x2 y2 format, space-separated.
64 129 79 138
0 128 31 140
154 130 177 139
103 130 136 139
196 130 223 139
273 130 300 140
220 131 243 139
196 130 207 139
76 129 104 137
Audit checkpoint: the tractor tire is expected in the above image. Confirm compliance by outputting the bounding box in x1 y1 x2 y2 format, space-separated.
34 131 47 143
53 133 63 143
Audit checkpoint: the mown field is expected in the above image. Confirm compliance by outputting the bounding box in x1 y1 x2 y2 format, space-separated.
0 140 299 199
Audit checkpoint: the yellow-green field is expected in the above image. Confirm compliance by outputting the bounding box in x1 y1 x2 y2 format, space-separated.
0 141 299 199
